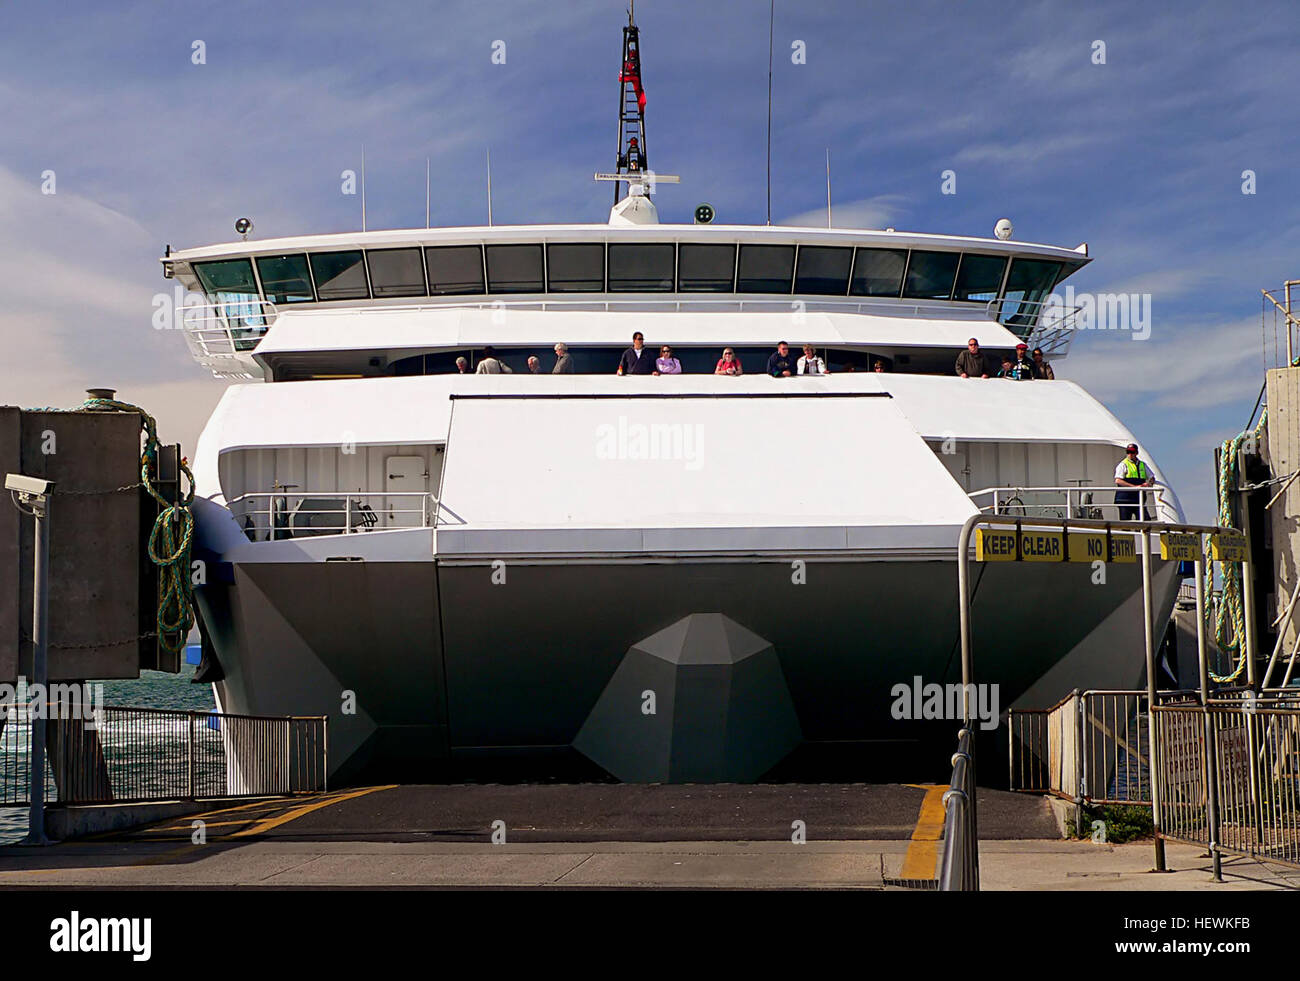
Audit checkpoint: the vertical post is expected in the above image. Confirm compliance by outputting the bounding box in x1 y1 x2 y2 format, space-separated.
1195 558 1223 881
186 712 195 800
1074 692 1085 832
1242 543 1258 688
1141 529 1167 870
25 495 51 845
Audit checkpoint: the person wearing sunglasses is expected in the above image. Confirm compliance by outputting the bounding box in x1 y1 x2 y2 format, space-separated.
654 345 682 375
714 348 743 376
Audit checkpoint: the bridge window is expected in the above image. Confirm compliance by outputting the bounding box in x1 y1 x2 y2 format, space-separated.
849 248 907 296
194 258 258 299
367 248 426 297
795 246 853 295
608 243 675 291
425 245 484 295
310 251 370 300
953 253 1008 302
486 244 544 293
737 244 795 293
902 250 960 300
255 254 314 304
546 243 605 292
999 258 1064 327
677 243 735 292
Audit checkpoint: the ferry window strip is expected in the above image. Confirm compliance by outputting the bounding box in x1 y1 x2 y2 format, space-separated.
198 244 1080 313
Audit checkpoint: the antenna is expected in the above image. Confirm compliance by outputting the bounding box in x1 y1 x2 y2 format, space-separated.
613 5 650 205
425 157 431 228
825 148 832 228
486 148 494 226
361 144 367 232
766 0 774 225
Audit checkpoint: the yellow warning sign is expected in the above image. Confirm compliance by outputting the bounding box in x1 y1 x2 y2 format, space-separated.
1160 532 1202 562
1211 531 1248 563
976 528 1062 562
977 528 1139 563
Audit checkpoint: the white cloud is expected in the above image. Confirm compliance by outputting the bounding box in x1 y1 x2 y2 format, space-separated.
778 194 906 230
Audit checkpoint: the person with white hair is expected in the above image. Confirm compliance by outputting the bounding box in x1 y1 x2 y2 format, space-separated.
552 343 575 374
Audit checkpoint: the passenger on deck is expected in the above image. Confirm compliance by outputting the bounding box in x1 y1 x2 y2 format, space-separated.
767 342 796 377
1114 443 1154 521
475 346 513 374
797 344 828 375
715 348 743 376
873 360 887 373
527 356 541 374
996 355 1016 379
552 343 575 374
1008 344 1035 380
1032 347 1055 380
618 332 655 375
955 338 992 378
655 345 682 375
455 356 468 374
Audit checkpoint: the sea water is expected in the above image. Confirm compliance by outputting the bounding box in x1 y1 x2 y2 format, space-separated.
0 668 215 844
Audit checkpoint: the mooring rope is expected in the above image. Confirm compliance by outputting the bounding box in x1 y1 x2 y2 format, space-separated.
1202 406 1267 683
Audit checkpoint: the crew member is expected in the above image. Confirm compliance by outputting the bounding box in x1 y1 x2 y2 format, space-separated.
1114 443 1154 521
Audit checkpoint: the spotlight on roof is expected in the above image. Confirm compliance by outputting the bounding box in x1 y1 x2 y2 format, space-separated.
694 203 715 224
234 217 254 239
994 218 1013 241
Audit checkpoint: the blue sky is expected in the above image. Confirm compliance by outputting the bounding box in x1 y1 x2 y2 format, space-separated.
1 0 1297 521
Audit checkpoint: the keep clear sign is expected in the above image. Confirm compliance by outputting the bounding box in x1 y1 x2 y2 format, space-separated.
1160 532 1202 562
976 529 1137 563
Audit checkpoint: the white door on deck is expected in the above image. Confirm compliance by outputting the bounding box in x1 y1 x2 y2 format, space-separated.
384 455 428 527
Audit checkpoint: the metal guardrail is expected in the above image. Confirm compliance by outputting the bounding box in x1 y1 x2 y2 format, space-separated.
969 485 1178 525
938 727 979 891
1155 696 1300 874
1009 690 1151 806
228 491 439 539
0 704 326 806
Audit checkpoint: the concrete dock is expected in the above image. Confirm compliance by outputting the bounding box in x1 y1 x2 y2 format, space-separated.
0 783 1294 889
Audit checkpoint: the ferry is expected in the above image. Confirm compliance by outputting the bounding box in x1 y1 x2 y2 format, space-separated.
170 13 1183 783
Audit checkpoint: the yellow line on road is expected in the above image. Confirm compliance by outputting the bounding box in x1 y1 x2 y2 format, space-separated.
229 785 397 838
900 784 948 881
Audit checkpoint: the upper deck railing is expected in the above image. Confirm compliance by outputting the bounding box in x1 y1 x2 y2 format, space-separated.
178 293 1084 376
968 484 1181 525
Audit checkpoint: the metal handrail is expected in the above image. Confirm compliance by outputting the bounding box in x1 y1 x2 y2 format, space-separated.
228 490 439 539
939 727 978 891
270 295 1006 320
967 484 1178 523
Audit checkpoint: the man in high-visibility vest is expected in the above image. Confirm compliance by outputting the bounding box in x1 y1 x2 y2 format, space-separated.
1114 443 1154 521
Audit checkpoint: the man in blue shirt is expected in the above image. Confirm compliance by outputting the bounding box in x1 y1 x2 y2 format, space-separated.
767 341 796 377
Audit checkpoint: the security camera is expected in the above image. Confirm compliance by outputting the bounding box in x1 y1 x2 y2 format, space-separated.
235 217 254 238
994 218 1014 241
5 473 54 496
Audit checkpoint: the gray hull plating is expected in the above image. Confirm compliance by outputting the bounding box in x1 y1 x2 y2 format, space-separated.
195 550 1181 784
